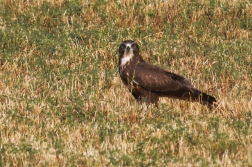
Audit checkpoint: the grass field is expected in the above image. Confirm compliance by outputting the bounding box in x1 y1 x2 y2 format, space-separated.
0 0 252 166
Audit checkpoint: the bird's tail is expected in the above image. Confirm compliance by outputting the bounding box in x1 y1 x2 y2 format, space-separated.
197 91 217 110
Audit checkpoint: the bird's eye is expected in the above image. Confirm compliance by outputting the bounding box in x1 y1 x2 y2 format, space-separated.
120 44 126 50
131 43 137 49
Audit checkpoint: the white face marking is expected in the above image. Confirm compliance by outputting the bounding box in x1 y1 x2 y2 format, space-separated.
125 43 131 48
120 43 134 66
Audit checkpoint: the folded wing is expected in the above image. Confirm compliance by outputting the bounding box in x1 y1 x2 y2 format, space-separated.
129 61 193 92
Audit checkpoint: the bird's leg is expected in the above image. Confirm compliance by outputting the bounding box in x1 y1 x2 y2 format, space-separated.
132 92 141 102
139 91 159 107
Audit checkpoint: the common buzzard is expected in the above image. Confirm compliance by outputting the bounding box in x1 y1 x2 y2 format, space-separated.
118 40 217 109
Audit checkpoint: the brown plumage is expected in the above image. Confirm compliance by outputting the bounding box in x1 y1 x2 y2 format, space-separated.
118 40 217 109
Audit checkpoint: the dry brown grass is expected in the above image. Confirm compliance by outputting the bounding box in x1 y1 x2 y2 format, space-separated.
0 0 252 166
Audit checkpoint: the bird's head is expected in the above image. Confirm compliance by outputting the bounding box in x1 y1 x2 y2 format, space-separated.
118 40 140 66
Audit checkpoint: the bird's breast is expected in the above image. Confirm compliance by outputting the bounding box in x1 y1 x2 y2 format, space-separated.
120 56 132 66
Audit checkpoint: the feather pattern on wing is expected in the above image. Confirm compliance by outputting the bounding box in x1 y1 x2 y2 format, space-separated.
126 60 193 92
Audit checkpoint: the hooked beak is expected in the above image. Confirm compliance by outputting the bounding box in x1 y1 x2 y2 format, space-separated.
126 46 130 52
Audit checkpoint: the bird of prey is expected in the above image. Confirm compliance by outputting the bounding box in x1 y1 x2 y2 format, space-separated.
118 40 217 109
